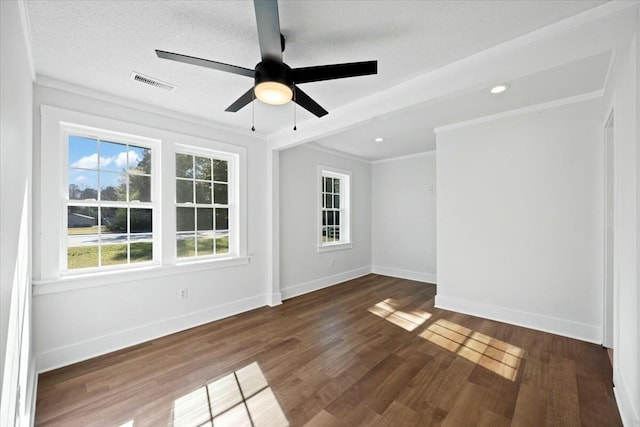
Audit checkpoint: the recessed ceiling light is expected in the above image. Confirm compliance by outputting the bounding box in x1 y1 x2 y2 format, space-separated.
374 137 384 142
490 84 510 94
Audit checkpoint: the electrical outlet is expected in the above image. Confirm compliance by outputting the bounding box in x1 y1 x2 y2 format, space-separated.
329 259 334 267
179 288 189 300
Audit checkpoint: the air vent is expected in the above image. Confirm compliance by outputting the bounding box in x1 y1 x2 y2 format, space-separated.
130 72 176 91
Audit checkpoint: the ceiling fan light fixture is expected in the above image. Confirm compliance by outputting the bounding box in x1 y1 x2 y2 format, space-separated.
255 81 293 105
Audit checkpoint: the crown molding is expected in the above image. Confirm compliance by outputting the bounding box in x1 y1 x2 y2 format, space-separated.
371 150 436 165
434 90 604 134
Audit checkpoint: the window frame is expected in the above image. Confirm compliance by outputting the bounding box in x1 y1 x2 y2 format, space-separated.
317 165 352 252
61 124 160 273
35 106 249 294
173 144 239 261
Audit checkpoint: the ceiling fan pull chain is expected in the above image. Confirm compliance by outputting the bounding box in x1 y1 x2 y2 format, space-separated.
251 90 256 132
293 87 297 131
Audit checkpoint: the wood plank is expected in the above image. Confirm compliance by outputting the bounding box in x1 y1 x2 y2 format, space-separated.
35 274 622 426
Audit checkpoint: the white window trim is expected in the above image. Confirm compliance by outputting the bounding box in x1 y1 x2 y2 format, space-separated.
317 165 352 253
37 105 249 293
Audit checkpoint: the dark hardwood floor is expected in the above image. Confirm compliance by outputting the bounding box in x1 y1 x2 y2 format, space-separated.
35 274 622 426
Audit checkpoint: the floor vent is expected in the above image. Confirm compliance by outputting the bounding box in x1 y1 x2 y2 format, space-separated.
130 72 176 91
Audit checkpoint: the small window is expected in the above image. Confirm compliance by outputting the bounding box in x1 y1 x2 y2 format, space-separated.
66 134 154 270
319 167 351 249
175 151 232 259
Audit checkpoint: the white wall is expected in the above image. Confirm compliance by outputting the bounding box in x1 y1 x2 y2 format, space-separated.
603 27 640 426
372 152 436 283
0 1 35 425
279 145 371 298
436 98 604 343
32 84 270 372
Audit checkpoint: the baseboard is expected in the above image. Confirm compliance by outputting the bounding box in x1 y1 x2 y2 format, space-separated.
281 266 372 300
371 265 436 284
36 294 266 373
614 368 640 427
435 294 602 344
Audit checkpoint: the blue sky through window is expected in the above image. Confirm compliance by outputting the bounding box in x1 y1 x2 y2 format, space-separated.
68 135 145 190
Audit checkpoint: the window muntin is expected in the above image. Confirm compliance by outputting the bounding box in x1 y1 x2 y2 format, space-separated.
175 152 230 259
66 134 154 270
320 169 350 246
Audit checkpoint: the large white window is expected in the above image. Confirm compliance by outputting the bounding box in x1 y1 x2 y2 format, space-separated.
64 128 157 271
36 106 248 292
175 149 236 259
318 166 351 252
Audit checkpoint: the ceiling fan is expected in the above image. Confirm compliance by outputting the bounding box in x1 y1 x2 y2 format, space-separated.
155 0 378 118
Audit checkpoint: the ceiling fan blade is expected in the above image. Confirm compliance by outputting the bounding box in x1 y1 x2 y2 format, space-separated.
253 0 283 62
292 61 378 84
294 86 328 117
156 50 254 78
225 87 255 112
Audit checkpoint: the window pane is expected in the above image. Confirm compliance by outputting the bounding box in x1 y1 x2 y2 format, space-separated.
68 206 98 232
325 177 332 194
67 205 99 269
195 182 212 204
322 211 327 226
68 136 98 170
131 239 153 263
216 236 229 254
129 146 151 174
333 178 340 193
176 153 193 178
197 208 214 231
177 234 195 258
327 211 334 226
100 171 125 201
197 236 214 255
102 207 127 234
335 211 340 226
129 175 151 202
325 194 332 209
177 207 195 231
334 195 340 209
130 208 152 233
101 243 128 266
214 183 228 205
67 243 98 269
176 179 193 203
215 208 228 231
213 159 228 182
99 141 127 172
195 156 212 180
69 170 98 200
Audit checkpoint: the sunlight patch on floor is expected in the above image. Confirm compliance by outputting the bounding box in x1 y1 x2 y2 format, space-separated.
367 298 432 331
419 319 524 381
173 361 289 427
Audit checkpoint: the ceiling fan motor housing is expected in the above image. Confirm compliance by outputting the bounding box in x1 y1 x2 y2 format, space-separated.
255 60 293 89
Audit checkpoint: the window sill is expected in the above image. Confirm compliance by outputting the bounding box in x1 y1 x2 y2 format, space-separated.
317 242 353 253
33 256 251 295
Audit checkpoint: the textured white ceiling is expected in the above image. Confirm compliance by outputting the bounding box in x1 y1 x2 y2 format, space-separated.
26 0 607 139
311 51 612 160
